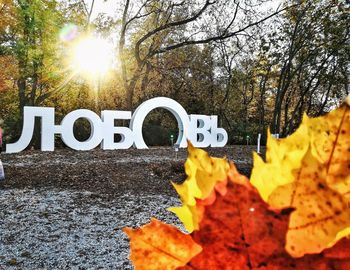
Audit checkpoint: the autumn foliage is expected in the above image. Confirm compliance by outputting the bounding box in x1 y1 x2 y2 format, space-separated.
123 98 350 269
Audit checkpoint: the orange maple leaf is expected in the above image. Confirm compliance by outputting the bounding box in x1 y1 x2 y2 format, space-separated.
179 179 292 269
123 218 202 270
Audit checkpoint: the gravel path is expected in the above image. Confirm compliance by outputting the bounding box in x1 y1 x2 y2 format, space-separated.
0 146 259 269
0 189 181 269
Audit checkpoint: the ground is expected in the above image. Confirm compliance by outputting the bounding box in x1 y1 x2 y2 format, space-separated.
0 146 259 269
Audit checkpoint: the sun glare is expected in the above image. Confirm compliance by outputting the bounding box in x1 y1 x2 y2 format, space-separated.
72 37 114 77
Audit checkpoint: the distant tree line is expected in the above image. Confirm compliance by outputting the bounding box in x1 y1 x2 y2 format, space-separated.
0 0 349 147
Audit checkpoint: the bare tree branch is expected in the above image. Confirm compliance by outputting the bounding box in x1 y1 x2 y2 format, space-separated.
80 0 89 15
152 3 299 56
134 0 215 64
80 0 95 28
124 0 153 28
87 0 95 25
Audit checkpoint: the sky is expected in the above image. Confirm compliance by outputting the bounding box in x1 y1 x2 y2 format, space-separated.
89 0 116 20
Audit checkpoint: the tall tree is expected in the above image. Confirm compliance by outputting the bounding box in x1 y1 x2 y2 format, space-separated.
118 0 295 109
270 0 350 135
0 1 66 116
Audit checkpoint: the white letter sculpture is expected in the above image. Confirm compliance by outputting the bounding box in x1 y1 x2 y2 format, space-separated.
6 97 228 153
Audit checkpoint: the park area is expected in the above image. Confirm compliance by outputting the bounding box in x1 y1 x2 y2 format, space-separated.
0 0 349 269
0 146 256 269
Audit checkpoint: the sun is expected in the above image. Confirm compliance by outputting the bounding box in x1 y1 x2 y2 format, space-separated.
71 37 114 77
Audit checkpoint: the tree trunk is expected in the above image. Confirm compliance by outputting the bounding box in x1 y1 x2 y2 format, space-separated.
17 77 26 117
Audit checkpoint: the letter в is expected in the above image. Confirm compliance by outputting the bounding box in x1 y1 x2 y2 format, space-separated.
188 114 212 148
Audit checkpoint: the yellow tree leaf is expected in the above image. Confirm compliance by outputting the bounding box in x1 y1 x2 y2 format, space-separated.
307 100 350 199
251 98 350 257
250 125 309 202
268 148 350 257
167 205 202 233
168 142 230 232
123 218 202 270
306 100 350 247
252 100 350 203
251 97 350 201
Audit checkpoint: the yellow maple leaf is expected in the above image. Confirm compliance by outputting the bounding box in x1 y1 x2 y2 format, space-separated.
306 99 350 247
307 100 350 199
268 148 350 257
251 98 350 257
250 124 309 202
123 218 202 270
167 204 203 234
251 96 350 204
171 158 201 207
168 142 230 232
252 99 350 203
